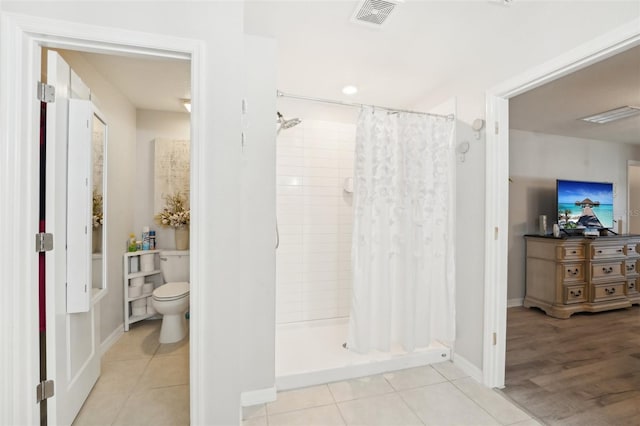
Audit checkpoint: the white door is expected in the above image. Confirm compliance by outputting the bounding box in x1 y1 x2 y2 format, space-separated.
46 50 100 425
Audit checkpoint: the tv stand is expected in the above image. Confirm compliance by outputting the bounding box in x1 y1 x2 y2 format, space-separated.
524 235 640 319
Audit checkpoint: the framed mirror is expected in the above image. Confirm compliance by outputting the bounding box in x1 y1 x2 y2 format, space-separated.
91 108 107 300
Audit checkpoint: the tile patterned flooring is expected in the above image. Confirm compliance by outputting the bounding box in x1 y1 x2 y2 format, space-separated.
75 319 541 425
73 319 190 426
243 361 541 426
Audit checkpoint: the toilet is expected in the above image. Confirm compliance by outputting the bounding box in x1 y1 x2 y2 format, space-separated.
153 250 190 343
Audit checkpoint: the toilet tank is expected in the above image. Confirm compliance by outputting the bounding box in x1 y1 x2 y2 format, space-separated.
159 250 190 283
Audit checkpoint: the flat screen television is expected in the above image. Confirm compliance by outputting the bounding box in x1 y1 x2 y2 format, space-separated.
556 179 614 230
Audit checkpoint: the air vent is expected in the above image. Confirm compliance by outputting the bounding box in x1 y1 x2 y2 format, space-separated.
580 106 640 124
351 0 401 27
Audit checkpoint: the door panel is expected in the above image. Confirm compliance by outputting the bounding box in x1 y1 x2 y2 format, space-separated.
46 50 100 426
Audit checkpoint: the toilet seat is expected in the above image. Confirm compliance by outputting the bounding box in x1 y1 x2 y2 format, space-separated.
153 281 189 301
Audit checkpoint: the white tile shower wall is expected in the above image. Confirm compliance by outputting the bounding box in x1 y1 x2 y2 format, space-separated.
276 120 355 324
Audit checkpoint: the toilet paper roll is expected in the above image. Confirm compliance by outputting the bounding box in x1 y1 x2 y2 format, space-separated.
140 253 154 272
146 297 157 315
129 285 142 298
132 306 146 317
131 277 144 287
132 299 146 309
142 282 154 295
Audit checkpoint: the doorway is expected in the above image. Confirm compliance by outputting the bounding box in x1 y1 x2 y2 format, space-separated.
0 15 203 424
483 18 640 389
43 46 192 424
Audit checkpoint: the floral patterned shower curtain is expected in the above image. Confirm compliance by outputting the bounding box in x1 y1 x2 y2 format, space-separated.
347 106 456 353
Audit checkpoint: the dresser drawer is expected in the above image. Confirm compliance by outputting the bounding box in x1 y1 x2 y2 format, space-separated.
561 263 585 282
592 282 626 302
560 245 585 260
625 260 638 276
625 243 640 257
626 279 638 295
591 245 625 259
591 261 624 281
564 285 587 304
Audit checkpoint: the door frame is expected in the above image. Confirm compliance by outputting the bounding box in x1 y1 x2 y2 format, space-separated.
627 160 640 235
483 17 640 387
0 13 205 424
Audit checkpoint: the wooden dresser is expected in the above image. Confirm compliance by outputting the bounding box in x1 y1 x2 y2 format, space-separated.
524 235 640 318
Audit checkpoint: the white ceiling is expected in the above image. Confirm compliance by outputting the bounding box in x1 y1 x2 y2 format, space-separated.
509 45 640 144
80 51 190 113
77 1 639 142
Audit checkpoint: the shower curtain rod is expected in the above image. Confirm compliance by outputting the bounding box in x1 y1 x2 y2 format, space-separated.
276 90 454 121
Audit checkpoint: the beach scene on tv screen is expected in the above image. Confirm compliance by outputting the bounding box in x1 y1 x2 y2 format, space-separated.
557 180 613 229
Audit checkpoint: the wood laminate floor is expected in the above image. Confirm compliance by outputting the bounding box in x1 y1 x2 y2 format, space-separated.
503 306 640 426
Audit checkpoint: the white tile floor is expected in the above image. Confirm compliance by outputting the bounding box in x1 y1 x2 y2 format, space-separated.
72 319 189 426
244 362 543 426
75 319 541 426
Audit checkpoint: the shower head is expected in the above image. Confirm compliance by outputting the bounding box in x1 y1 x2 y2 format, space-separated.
277 111 302 132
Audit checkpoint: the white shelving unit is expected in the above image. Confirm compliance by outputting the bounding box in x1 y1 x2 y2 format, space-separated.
123 250 161 331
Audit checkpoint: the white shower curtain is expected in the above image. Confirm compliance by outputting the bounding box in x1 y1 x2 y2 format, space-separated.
347 106 456 354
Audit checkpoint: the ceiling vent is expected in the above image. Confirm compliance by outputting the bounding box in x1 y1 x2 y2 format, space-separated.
580 106 640 124
351 0 401 28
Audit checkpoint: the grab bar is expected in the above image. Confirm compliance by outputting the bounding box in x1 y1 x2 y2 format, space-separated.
275 219 280 249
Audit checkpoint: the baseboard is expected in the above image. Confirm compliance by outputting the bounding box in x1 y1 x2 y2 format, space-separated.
507 298 524 308
241 386 277 407
451 353 483 383
100 323 123 356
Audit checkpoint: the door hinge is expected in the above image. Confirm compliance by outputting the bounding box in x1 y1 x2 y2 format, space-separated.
492 332 497 346
36 379 54 403
37 82 55 103
35 233 54 252
494 121 499 135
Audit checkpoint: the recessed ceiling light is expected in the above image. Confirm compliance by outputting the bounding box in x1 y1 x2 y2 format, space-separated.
580 106 640 124
342 85 358 95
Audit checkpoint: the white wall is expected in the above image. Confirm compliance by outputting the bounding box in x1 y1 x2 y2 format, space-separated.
135 110 190 249
276 119 355 324
508 129 640 301
56 49 137 347
239 35 277 396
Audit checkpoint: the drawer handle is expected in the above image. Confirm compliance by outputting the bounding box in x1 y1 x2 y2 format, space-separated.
629 282 636 289
627 264 636 271
597 250 603 254
570 289 582 297
605 287 616 295
571 250 577 254
568 268 579 276
617 249 623 253
602 266 614 274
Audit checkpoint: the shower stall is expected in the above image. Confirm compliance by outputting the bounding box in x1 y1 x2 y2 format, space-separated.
274 97 454 390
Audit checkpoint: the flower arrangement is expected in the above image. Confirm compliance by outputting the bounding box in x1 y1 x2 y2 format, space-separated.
155 192 190 228
92 189 103 229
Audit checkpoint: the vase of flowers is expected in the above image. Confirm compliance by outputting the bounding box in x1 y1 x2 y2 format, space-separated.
155 192 190 250
92 190 104 253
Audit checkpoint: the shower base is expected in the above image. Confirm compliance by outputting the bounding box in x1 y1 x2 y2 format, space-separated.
275 317 451 390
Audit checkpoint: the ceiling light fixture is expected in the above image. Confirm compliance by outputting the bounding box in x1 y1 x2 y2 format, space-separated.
182 99 191 113
342 85 358 95
580 106 640 124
